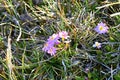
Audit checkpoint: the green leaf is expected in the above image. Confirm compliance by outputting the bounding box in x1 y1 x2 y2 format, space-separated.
96 50 102 55
114 74 120 80
105 45 111 51
88 73 92 78
110 36 114 41
75 76 84 80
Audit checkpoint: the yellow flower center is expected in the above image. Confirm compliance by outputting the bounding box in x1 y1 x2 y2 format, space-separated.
62 37 65 41
99 26 104 30
95 42 100 47
96 43 99 46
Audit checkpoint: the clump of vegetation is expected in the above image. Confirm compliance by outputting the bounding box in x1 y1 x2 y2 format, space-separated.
0 0 120 80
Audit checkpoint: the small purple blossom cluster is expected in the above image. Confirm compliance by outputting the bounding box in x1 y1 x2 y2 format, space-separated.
93 22 109 49
42 31 70 56
42 22 108 53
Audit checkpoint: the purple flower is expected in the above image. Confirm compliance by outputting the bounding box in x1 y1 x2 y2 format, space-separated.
42 42 52 52
42 34 59 56
59 31 69 41
48 33 59 45
93 42 101 49
47 47 57 56
42 43 57 56
48 34 59 41
94 22 108 34
42 31 71 56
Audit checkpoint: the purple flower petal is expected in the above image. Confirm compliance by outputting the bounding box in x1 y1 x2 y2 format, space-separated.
47 47 57 56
